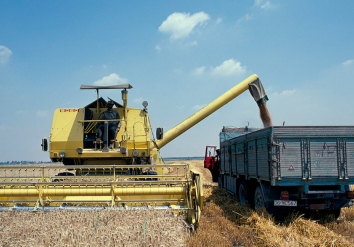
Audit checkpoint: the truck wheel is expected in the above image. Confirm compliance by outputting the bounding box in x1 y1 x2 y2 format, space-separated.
218 175 224 188
254 186 265 209
320 208 341 220
238 181 247 204
332 208 341 219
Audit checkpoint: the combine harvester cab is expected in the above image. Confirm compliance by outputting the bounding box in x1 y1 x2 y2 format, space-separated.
0 75 266 224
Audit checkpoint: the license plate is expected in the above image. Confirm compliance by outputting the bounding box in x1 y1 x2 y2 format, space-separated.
274 200 297 206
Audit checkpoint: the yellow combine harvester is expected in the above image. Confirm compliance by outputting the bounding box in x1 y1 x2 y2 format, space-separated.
0 74 267 224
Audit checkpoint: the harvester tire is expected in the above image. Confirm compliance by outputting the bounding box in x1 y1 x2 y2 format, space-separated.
53 172 75 182
142 170 158 181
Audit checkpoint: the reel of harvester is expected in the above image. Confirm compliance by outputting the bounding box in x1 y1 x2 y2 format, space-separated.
0 164 203 224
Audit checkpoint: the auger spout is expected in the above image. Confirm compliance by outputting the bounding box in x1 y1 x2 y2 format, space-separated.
153 74 266 149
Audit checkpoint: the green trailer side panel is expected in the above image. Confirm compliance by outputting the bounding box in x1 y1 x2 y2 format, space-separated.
220 126 354 186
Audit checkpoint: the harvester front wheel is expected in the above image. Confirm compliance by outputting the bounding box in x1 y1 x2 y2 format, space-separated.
62 159 75 165
53 172 75 182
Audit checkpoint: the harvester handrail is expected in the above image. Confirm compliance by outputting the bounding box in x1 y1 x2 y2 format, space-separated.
132 121 148 149
0 164 190 169
0 176 188 181
0 174 187 178
77 119 126 123
0 180 191 185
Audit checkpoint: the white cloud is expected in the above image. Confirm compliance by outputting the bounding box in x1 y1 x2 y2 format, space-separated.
0 46 12 64
271 89 297 97
16 110 26 115
0 125 8 131
158 12 210 40
93 73 128 86
173 68 183 74
254 0 276 10
192 104 207 111
237 14 253 24
61 101 72 107
36 110 49 118
343 59 354 66
177 105 185 109
193 66 206 75
190 41 198 46
254 0 263 6
216 18 222 24
211 59 246 76
155 43 161 51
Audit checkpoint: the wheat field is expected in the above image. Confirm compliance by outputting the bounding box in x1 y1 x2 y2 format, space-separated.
1 160 354 246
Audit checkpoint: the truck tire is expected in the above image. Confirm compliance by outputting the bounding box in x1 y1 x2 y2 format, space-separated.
320 208 341 220
332 208 341 219
254 186 265 209
238 181 248 204
218 174 224 188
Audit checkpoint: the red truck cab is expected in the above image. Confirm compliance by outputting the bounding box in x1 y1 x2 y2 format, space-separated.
204 146 220 182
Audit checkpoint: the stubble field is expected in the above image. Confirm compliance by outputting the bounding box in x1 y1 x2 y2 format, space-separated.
1 160 354 246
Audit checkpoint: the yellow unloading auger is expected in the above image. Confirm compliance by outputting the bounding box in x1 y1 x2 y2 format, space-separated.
0 74 268 224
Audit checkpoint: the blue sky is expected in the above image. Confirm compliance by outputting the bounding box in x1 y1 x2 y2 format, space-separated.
0 1 353 162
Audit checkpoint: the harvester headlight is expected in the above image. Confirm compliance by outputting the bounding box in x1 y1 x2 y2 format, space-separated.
121 90 128 101
120 147 126 154
133 150 139 157
59 151 65 158
76 147 83 154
